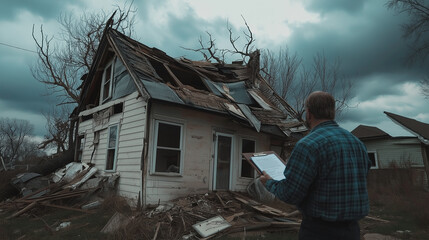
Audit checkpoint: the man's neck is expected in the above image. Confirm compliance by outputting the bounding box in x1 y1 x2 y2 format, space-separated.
310 119 331 129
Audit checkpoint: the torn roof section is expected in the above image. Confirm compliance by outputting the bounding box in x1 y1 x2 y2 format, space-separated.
80 28 307 138
384 111 429 145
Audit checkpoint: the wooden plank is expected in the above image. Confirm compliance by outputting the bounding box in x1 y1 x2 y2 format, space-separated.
41 203 94 214
232 193 294 217
224 212 245 223
7 202 37 219
152 222 161 240
270 221 301 227
365 215 390 223
216 193 226 208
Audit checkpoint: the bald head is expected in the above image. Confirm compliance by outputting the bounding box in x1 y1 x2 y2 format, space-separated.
305 91 336 120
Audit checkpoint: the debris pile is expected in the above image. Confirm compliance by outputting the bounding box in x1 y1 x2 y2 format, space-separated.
0 162 119 219
1 162 302 239
112 191 301 239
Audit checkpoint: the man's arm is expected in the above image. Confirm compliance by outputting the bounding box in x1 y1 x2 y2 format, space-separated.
260 142 318 205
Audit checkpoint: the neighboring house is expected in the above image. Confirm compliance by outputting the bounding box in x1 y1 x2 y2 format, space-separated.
351 125 425 169
75 26 307 207
384 111 429 179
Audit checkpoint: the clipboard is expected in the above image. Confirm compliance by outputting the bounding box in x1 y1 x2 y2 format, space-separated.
242 151 287 181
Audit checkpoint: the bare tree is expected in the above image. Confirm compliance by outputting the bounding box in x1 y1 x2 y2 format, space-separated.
0 118 34 166
422 77 429 97
261 48 302 99
31 2 137 150
39 106 70 154
262 51 353 120
387 0 429 61
387 0 429 98
184 16 256 65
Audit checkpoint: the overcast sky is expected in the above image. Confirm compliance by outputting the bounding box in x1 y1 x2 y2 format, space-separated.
1 0 428 141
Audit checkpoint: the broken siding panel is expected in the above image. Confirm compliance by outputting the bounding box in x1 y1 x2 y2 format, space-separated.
115 151 142 160
120 127 144 136
119 131 145 142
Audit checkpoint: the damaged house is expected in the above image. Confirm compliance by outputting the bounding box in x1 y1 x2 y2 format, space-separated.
75 27 307 207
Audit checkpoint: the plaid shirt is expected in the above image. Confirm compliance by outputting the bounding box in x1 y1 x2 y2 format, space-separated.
266 121 371 221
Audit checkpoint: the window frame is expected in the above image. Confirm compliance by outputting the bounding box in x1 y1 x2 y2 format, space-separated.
76 134 85 162
100 58 115 104
368 151 379 169
105 124 119 172
151 119 184 176
239 138 256 179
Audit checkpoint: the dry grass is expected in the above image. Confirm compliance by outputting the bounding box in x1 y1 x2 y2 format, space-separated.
367 168 429 237
101 193 132 214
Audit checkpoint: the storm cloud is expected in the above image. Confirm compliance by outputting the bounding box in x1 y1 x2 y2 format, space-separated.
0 0 428 139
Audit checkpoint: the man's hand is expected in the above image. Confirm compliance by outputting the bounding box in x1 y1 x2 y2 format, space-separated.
259 171 272 186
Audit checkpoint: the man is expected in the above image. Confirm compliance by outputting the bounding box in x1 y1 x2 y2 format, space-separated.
260 91 371 240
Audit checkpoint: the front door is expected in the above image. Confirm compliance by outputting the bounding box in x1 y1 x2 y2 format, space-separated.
213 133 233 190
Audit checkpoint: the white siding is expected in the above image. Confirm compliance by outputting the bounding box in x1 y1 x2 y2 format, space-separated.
144 102 271 205
363 138 424 169
79 92 146 206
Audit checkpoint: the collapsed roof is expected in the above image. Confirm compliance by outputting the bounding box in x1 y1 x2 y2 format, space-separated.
80 28 307 138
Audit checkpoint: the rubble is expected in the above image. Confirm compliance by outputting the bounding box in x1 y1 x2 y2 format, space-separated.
1 161 303 239
111 191 301 239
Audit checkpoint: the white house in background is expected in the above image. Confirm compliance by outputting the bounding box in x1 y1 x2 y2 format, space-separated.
351 125 425 169
74 24 307 207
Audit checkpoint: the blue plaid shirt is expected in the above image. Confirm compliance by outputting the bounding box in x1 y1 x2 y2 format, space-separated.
266 121 371 221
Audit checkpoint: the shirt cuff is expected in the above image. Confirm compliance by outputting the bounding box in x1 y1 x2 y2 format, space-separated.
265 179 275 192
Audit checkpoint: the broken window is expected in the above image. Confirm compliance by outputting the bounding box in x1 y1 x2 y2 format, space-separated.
106 124 119 171
153 120 183 174
76 135 85 162
101 58 115 103
368 151 378 169
240 139 256 178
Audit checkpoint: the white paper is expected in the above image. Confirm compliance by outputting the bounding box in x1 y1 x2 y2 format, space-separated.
251 154 285 181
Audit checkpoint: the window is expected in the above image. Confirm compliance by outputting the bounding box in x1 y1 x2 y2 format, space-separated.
368 151 378 169
241 139 256 178
106 124 119 171
76 135 85 162
153 120 183 174
101 59 114 103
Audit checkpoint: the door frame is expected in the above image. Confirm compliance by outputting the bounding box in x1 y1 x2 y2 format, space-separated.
213 132 234 190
